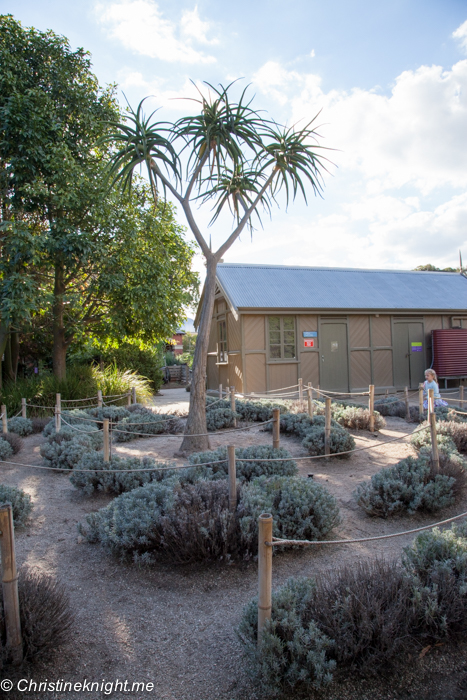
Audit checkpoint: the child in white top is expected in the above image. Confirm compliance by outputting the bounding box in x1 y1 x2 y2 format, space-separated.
423 369 448 409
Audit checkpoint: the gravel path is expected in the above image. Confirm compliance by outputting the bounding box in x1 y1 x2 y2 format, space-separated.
1 392 467 699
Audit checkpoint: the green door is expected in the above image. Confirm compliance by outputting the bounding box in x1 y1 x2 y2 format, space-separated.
393 322 424 389
320 323 349 391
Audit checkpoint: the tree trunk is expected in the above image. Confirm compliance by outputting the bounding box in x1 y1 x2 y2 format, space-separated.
179 255 218 453
0 324 9 391
4 333 13 382
10 332 19 382
52 261 67 380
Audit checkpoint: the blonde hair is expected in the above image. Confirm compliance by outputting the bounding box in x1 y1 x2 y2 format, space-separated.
425 369 437 382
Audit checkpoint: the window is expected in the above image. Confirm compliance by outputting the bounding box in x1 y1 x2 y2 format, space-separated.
218 319 228 363
268 316 296 360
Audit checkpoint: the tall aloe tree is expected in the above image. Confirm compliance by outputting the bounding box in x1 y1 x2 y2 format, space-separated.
106 82 330 452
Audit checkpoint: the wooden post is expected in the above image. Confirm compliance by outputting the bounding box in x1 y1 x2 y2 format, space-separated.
228 445 237 512
103 419 110 463
428 388 434 416
0 505 23 665
131 387 137 404
21 398 26 419
419 383 424 421
127 390 131 407
325 397 331 458
55 405 61 433
430 412 440 473
316 384 320 400
405 386 410 422
272 408 280 449
97 390 103 408
56 393 61 414
1 405 7 434
257 513 273 646
298 377 303 405
219 383 223 400
369 384 375 433
307 382 313 419
230 385 236 427
461 385 464 410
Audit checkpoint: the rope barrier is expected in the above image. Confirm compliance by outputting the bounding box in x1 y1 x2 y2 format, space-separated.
61 396 98 403
111 418 274 439
268 510 467 547
0 457 228 473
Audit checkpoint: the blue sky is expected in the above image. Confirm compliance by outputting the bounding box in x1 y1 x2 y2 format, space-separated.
7 0 467 276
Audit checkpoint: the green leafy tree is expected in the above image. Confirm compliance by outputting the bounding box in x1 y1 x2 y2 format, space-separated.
106 82 330 451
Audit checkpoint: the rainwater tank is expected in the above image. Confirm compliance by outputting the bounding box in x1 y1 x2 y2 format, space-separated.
432 329 467 377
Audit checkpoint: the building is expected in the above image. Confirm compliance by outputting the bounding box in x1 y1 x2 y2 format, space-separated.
166 330 185 356
197 264 467 394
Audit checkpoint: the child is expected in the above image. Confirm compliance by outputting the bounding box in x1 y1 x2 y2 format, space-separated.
423 369 448 409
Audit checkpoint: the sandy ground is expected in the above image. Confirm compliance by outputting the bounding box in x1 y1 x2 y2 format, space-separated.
2 389 467 699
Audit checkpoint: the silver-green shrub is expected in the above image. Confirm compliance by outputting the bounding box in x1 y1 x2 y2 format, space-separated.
0 439 13 461
206 396 288 423
43 410 97 437
114 412 183 442
188 445 298 481
87 406 131 423
374 396 406 417
0 484 33 526
70 453 181 495
354 454 460 517
40 429 100 470
301 416 355 457
7 416 33 436
205 407 238 431
411 423 459 455
331 405 385 431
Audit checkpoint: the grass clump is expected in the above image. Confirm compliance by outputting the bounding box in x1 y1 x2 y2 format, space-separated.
354 453 466 517
188 445 298 481
0 485 33 526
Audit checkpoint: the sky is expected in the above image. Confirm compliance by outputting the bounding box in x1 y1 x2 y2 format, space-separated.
6 0 467 278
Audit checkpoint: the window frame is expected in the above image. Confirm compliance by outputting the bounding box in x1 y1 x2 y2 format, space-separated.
217 317 228 364
267 315 297 362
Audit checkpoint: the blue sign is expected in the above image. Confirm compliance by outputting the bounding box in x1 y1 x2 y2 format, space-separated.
303 331 317 338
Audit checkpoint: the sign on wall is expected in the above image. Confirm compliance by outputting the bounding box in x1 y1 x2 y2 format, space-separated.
304 339 315 348
411 342 422 352
303 331 317 338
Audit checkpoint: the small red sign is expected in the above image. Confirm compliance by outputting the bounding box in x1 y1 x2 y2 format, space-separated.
304 339 314 348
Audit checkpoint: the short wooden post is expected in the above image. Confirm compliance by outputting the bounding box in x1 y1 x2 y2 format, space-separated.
369 384 375 433
325 397 331 458
55 405 61 433
97 390 103 408
298 377 303 405
307 382 313 419
257 513 273 646
127 390 131 407
405 386 410 422
0 504 23 665
428 388 434 416
1 405 7 434
228 445 237 512
103 419 110 463
21 398 26 419
219 383 223 400
272 408 280 449
316 384 320 400
56 393 61 414
131 387 137 404
419 383 424 421
430 412 440 473
461 385 464 410
230 385 236 427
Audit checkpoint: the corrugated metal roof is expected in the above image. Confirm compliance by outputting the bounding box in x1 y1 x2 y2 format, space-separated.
216 264 467 311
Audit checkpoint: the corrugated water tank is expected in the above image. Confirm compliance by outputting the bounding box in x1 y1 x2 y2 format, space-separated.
432 329 467 377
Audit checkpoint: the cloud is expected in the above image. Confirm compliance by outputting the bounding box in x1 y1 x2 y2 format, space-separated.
96 1 217 63
453 19 467 54
253 58 467 194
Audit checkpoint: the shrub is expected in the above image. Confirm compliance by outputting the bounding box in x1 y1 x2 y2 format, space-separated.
87 406 131 423
411 423 458 456
40 429 100 470
1 432 22 454
114 411 183 442
31 416 50 433
0 439 13 461
206 407 238 431
437 421 467 453
0 484 33 526
263 412 323 439
188 445 298 481
238 476 341 551
0 568 74 664
332 405 385 431
354 454 464 517
42 410 97 437
374 396 407 417
80 475 340 563
301 417 355 457
7 416 33 436
70 453 180 495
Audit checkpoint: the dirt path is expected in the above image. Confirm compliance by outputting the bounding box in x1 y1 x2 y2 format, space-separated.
2 403 467 699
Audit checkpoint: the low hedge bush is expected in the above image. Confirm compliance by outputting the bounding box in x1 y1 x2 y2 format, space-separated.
332 405 385 431
301 417 355 457
354 453 465 517
411 424 458 456
206 407 238 431
79 475 340 564
206 397 289 423
374 396 407 417
0 484 33 525
0 438 13 461
1 432 22 454
40 428 102 470
188 445 298 481
43 410 98 437
114 412 183 442
7 416 33 436
87 406 131 423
